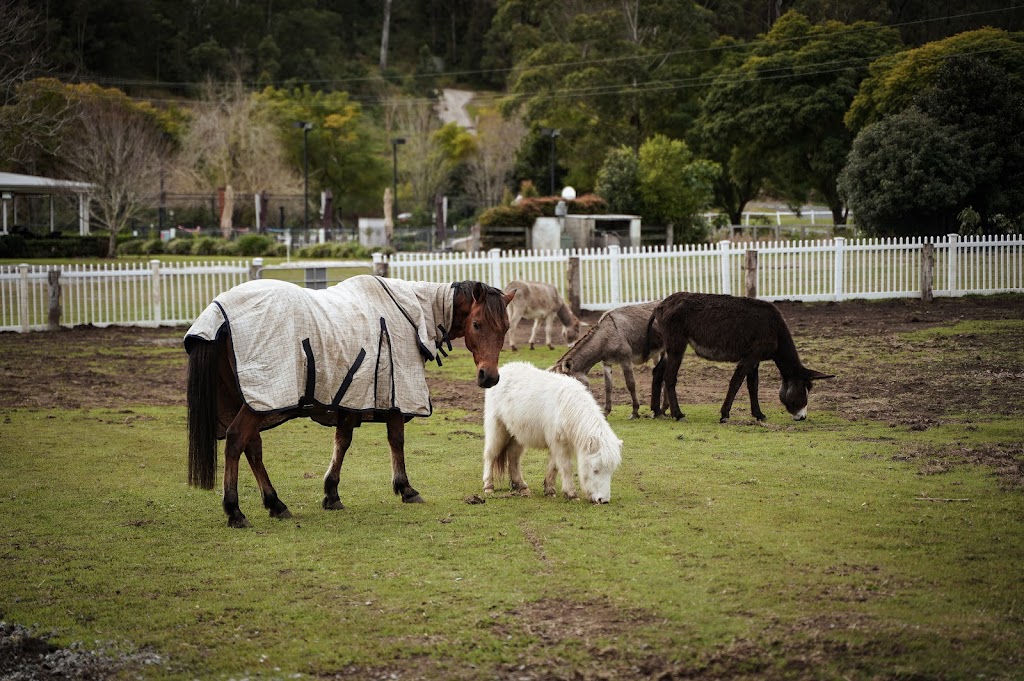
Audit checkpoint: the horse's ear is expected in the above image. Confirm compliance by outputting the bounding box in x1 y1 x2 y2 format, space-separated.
804 368 835 381
472 282 488 303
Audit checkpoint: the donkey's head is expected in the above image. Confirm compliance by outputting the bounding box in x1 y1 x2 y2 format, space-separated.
779 367 835 420
577 434 623 504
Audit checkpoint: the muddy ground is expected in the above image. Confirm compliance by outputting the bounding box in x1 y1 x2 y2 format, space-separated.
1 294 1023 680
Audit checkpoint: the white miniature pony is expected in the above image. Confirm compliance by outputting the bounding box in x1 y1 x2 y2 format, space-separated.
482 362 623 503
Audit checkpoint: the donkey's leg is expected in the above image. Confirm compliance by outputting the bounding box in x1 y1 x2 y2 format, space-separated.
661 351 686 421
621 362 641 419
746 364 767 421
721 360 756 422
544 315 556 349
649 357 665 417
222 407 261 528
602 362 615 416
323 411 359 510
507 311 523 351
527 319 541 350
242 431 291 519
387 411 424 503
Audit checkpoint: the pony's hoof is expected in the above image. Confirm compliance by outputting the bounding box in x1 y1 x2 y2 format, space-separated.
322 498 345 510
514 487 532 497
228 516 251 529
564 493 579 501
483 487 494 495
272 508 293 520
403 494 426 504
544 488 556 497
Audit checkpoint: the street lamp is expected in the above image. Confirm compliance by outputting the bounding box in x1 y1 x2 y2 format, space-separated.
540 127 560 196
294 121 314 231
391 137 406 220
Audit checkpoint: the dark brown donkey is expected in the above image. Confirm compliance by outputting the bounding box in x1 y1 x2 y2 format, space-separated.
647 292 833 423
186 278 514 528
551 301 665 419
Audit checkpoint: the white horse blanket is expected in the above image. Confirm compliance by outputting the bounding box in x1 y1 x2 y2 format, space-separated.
185 275 454 418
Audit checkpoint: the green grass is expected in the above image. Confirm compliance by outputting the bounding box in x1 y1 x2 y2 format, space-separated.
2 344 1023 678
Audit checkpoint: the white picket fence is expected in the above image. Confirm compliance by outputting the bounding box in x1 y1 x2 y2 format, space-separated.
383 234 1024 310
1 234 1021 331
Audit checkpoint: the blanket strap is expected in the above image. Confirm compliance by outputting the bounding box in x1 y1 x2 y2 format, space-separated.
434 324 452 366
331 348 367 408
300 338 316 408
373 277 434 363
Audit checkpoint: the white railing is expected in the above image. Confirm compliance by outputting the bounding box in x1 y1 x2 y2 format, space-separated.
0 259 254 332
2 234 1021 331
380 233 1024 310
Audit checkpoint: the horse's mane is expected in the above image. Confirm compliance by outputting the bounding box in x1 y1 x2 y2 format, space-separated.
452 280 509 328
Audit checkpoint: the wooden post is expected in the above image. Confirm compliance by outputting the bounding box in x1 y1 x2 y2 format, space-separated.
47 269 61 330
744 249 758 298
921 243 935 303
566 255 581 316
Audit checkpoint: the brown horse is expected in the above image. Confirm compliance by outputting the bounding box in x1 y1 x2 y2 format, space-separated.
185 277 514 528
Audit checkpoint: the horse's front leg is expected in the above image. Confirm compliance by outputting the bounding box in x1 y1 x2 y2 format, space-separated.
746 364 767 421
323 411 359 510
387 411 424 503
243 431 291 520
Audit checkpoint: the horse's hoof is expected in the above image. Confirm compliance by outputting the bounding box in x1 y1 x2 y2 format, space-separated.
228 516 251 529
403 494 426 504
322 498 345 510
272 508 293 520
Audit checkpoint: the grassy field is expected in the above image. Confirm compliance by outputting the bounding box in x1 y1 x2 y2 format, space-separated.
2 317 1023 680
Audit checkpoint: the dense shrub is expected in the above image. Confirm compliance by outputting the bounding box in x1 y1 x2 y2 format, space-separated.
295 242 371 259
235 234 277 256
191 237 219 255
478 194 608 227
0 234 110 258
0 234 28 258
141 239 165 255
116 239 145 255
214 240 239 255
164 238 194 255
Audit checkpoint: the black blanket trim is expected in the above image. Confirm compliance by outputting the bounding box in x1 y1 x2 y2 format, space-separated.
330 347 367 408
373 276 436 364
301 338 316 408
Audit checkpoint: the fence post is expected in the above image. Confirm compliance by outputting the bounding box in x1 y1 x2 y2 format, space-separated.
567 255 581 316
372 252 389 277
718 240 732 295
250 257 263 281
488 248 502 288
946 233 960 296
608 244 621 306
921 243 935 303
833 236 846 301
18 263 29 332
744 249 758 298
47 269 61 330
150 259 162 326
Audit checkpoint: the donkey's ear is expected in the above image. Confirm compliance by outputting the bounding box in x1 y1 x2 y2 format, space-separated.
503 288 517 304
563 359 574 373
804 368 835 381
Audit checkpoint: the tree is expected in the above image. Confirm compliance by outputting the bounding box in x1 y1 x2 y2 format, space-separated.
697 11 902 223
595 146 642 216
637 135 720 243
839 55 1024 236
846 27 1024 133
463 111 527 210
63 99 170 256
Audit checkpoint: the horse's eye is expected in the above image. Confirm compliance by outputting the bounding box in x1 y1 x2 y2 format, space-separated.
472 320 481 331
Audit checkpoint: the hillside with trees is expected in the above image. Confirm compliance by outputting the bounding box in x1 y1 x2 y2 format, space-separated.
2 0 1023 250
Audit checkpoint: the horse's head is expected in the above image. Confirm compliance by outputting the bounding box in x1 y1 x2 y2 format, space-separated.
578 434 623 504
457 282 515 388
780 367 835 420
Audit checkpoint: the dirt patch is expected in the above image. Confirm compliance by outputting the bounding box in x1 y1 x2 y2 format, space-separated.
895 441 1024 491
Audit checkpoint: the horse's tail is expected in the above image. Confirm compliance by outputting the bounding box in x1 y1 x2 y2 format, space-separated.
186 337 219 490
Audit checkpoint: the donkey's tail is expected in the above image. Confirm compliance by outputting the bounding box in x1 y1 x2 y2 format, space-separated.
186 336 219 490
641 313 662 364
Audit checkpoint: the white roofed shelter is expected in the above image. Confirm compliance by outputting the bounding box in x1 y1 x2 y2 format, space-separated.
0 171 94 236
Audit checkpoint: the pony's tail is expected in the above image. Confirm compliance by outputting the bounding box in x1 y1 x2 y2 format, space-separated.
186 337 219 490
491 445 509 486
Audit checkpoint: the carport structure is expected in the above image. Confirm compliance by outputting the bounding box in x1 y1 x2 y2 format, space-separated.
0 171 93 235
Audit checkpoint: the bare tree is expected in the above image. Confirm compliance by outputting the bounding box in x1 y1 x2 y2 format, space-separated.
389 99 454 214
0 1 74 171
62 100 169 257
172 80 301 197
464 111 527 209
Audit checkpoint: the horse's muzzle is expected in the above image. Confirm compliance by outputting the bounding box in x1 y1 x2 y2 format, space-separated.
478 369 499 389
